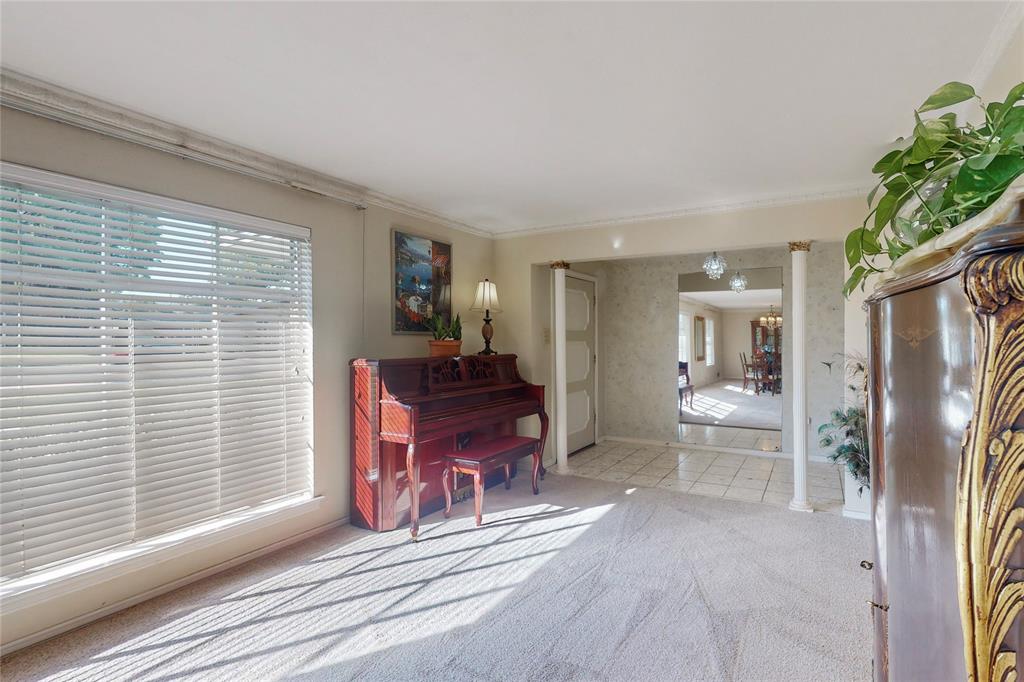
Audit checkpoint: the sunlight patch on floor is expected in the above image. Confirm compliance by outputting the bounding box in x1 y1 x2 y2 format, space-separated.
722 383 756 396
680 393 738 421
48 502 615 681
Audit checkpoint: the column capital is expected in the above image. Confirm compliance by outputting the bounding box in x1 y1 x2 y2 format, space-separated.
550 260 571 270
788 241 812 252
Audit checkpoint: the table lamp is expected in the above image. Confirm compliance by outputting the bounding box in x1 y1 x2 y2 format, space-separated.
470 278 502 355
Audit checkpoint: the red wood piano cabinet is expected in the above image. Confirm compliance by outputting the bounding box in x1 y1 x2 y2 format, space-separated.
349 354 548 536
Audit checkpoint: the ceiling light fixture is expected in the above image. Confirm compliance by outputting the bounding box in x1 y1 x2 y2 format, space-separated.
760 305 782 331
729 271 748 293
703 251 727 279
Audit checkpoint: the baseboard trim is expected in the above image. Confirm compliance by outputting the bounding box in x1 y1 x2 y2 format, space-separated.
0 516 349 656
602 435 830 462
842 508 871 521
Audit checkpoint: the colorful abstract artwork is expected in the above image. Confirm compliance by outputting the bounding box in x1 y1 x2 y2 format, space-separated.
392 229 452 334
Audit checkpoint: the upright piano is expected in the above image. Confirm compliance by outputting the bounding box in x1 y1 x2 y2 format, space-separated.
350 354 548 537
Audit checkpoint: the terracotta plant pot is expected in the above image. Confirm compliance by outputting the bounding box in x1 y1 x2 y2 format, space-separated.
428 340 462 358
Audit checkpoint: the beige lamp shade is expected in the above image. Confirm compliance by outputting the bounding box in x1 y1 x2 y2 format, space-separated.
470 279 502 313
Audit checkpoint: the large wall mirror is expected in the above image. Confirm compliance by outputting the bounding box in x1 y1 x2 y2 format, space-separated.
694 315 706 362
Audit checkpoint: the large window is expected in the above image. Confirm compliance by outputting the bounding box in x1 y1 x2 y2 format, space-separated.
0 166 313 584
705 318 715 367
678 312 691 363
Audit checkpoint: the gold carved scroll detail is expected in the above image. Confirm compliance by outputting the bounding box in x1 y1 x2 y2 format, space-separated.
959 251 1024 682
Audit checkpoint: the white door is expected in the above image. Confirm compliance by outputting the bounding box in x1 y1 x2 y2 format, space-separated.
565 275 596 453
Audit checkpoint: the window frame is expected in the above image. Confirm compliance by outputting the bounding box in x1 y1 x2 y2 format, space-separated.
678 312 691 364
706 318 716 367
0 162 319 607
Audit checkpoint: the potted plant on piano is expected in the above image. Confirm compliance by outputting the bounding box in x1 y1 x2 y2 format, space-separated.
425 313 462 357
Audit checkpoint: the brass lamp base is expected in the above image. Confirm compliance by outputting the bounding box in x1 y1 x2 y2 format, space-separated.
478 313 496 355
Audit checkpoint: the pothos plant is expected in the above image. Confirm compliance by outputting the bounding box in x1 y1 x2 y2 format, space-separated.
819 355 870 494
844 80 1024 296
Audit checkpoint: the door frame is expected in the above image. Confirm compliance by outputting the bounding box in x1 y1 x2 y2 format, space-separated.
551 268 599 464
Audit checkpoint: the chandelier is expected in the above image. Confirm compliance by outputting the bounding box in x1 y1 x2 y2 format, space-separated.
729 271 748 293
760 305 782 330
702 252 727 279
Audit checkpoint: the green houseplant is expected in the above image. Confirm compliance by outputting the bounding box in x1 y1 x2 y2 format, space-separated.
844 80 1024 296
819 356 870 494
425 313 462 357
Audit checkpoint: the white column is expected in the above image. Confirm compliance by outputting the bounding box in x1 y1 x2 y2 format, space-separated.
789 241 813 513
552 262 570 472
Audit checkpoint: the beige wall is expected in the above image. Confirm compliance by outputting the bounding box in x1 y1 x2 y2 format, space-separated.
722 309 770 379
0 107 493 647
979 19 1023 105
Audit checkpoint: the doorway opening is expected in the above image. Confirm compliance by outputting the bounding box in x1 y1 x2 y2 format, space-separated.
677 267 783 450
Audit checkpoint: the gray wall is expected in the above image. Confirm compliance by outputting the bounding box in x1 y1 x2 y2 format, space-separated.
583 243 845 457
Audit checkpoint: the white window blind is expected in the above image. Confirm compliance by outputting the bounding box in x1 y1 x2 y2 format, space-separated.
0 167 313 583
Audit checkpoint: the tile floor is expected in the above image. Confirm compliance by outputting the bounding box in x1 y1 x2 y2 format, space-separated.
565 440 844 512
678 423 782 452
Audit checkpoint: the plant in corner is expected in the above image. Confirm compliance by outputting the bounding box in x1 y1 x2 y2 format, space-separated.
844 80 1024 296
425 313 463 357
819 355 870 494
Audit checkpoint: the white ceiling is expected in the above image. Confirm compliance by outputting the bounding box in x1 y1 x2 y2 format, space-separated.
0 2 1015 235
682 289 782 311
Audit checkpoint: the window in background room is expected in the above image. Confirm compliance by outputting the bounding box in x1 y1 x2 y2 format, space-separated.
678 312 691 363
706 318 715 366
0 167 313 586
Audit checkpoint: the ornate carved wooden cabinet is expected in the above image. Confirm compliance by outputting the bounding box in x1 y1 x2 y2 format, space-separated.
866 207 1024 682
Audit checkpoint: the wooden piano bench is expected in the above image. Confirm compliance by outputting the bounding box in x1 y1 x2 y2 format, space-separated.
441 435 542 527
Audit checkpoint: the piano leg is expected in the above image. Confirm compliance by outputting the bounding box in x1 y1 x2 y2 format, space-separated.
473 471 483 526
531 449 540 495
503 464 511 490
537 409 549 480
442 463 452 518
406 444 420 540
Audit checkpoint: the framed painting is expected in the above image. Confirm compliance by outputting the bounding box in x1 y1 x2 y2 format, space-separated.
694 315 706 362
391 228 453 334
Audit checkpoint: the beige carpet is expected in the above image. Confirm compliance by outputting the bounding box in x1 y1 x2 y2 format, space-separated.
680 379 783 431
1 473 871 681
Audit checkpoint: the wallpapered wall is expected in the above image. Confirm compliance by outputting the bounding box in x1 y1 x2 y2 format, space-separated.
585 243 845 457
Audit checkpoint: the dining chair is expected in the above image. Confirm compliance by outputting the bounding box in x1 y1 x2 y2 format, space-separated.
678 362 694 411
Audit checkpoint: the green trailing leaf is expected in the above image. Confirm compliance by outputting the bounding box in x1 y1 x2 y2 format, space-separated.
842 80 1024 298
844 230 862 268
1004 82 1024 107
843 266 867 298
917 81 975 113
953 154 1024 204
871 149 903 175
873 193 899 232
999 106 1024 145
866 182 881 207
860 228 882 255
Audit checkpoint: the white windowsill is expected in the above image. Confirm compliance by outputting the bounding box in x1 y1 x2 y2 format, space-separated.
1 494 325 615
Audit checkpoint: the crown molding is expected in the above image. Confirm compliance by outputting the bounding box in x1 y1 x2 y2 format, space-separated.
968 0 1024 89
0 69 491 238
492 183 871 239
2 69 879 243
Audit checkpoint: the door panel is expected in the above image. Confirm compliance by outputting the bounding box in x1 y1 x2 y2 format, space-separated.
565 276 596 453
